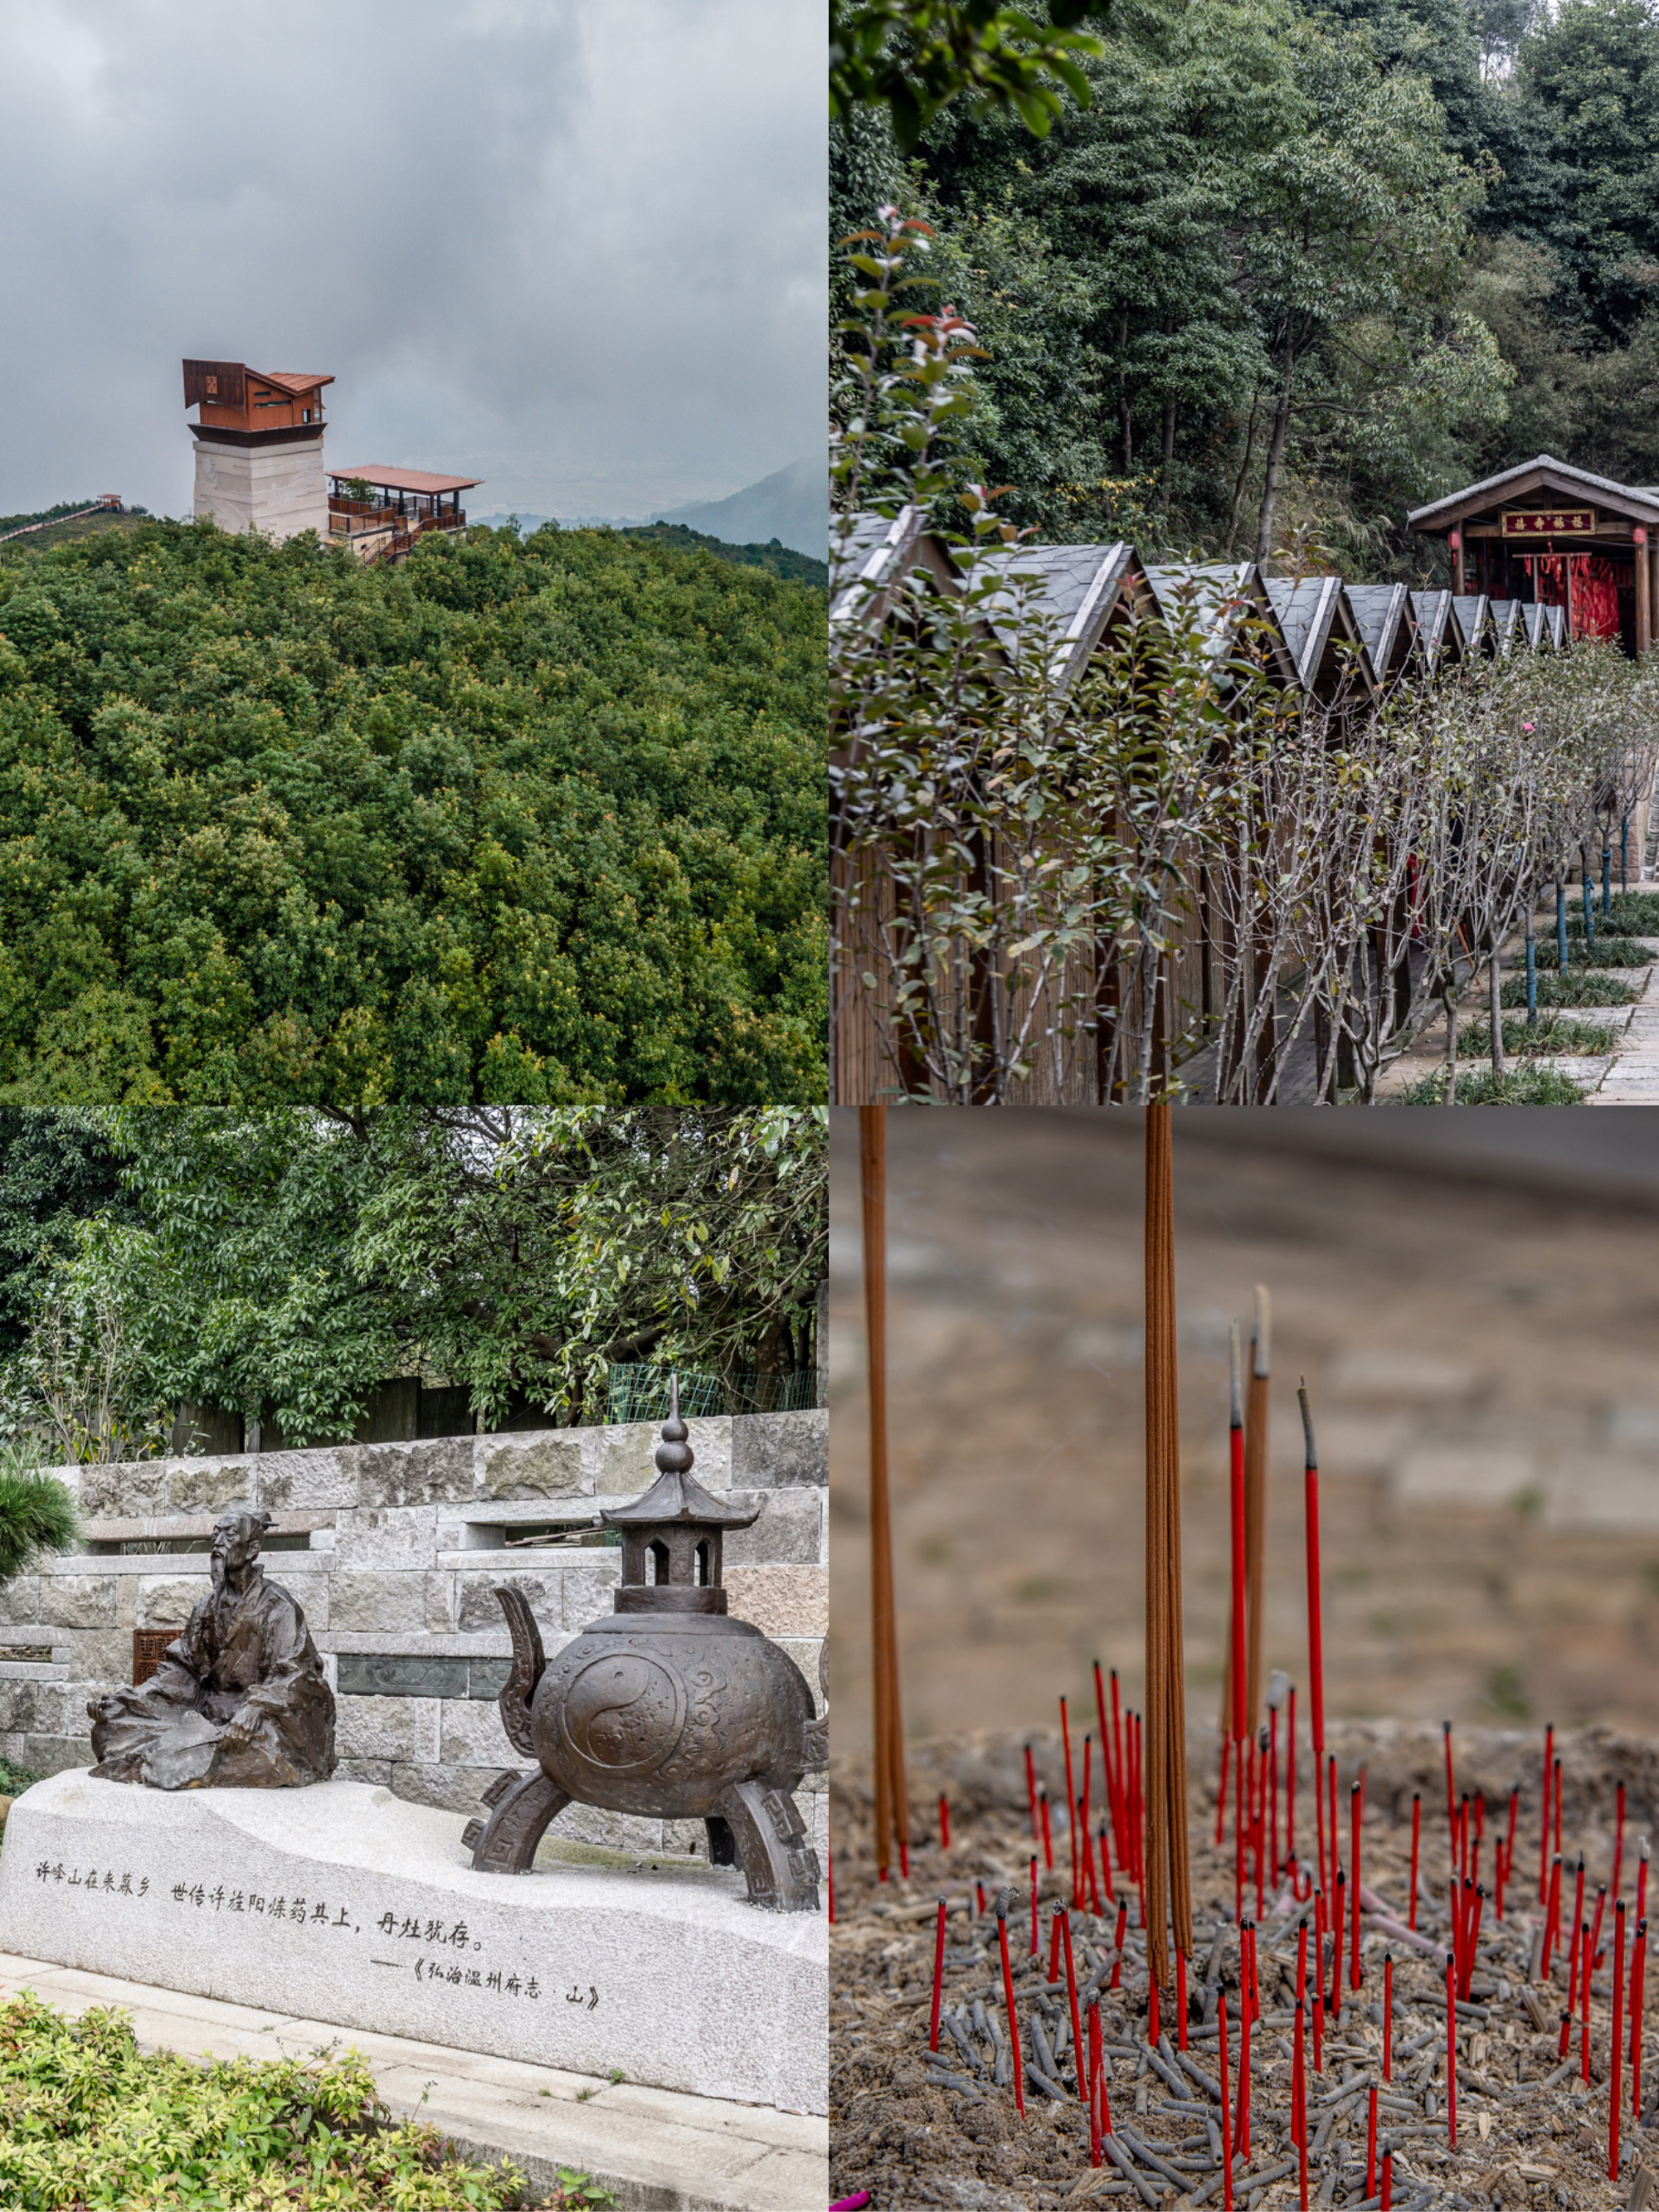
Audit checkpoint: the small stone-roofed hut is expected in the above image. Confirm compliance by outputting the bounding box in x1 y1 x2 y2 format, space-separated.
1262 576 1375 709
1344 583 1419 686
829 506 963 631
974 541 1153 693
1452 594 1496 655
1409 589 1467 674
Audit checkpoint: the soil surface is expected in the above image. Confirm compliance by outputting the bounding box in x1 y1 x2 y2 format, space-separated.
832 1723 1659 2210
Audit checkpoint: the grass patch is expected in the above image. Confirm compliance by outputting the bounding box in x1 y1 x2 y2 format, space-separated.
1457 1014 1618 1057
1560 891 1659 936
0 1988 618 2208
1396 1065 1587 1104
1532 938 1653 970
1501 969 1643 1009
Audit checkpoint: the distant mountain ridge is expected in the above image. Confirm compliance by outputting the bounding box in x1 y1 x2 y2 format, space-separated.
472 455 824 559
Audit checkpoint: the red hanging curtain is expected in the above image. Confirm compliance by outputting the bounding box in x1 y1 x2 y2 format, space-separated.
1536 552 1622 639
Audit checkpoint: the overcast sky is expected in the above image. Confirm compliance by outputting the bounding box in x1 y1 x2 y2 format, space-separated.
0 0 822 520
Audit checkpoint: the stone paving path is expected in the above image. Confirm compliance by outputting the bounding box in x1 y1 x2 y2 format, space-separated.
1582 942 1659 1100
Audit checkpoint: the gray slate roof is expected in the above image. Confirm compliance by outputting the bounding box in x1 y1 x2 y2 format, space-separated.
1408 455 1659 528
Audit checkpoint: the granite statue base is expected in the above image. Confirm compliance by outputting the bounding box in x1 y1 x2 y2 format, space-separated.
0 1771 825 2113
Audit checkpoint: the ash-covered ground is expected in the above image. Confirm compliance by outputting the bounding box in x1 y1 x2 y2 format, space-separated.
832 1723 1659 2210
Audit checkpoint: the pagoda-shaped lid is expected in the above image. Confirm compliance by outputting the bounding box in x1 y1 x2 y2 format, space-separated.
600 1378 760 1531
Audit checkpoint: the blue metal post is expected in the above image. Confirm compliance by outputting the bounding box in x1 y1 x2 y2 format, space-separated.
1557 882 1569 975
1584 876 1596 950
1525 926 1537 1024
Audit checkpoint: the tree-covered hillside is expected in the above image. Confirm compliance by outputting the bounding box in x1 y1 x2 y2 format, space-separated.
0 519 825 1105
831 0 1659 578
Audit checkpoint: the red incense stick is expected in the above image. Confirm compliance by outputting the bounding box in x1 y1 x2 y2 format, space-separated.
1350 1779 1363 1990
1293 2000 1309 2212
1312 1892 1326 2070
939 1794 951 1851
1444 1950 1457 2146
1238 1956 1253 2159
1100 1821 1116 1907
1554 1757 1563 1864
995 1893 1025 2117
1383 1954 1394 2080
1032 1860 1042 1958
928 1898 947 2050
1591 1884 1608 1976
1060 1908 1085 2103
1176 1945 1189 2049
1380 2148 1393 2211
1217 1990 1233 2212
1287 1685 1297 1874
1365 2084 1378 2198
1544 1853 1561 1979
1443 1723 1456 1863
1331 1870 1345 2020
1582 1918 1593 2083
1039 1787 1053 1873
1612 1897 1627 2180
1616 1784 1627 1904
1540 1723 1554 1903
1299 1386 1326 1899
1087 1999 1104 2163
1060 1699 1078 1909
1632 1917 1647 2118
1228 1325 1248 1750
1408 1794 1421 1931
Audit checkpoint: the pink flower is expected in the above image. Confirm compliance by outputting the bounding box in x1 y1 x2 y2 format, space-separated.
1521 722 1535 732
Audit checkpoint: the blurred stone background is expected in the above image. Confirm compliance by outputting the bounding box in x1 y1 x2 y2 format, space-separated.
830 1107 1659 1754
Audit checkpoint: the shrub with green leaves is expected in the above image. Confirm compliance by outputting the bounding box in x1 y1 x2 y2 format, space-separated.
1563 891 1659 936
1501 969 1642 1009
0 520 825 1105
0 1446 77 1582
1397 1065 1586 1104
1534 938 1654 970
1457 1014 1619 1058
0 1991 620 2209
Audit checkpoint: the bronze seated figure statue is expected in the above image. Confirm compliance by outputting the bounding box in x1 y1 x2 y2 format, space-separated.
88 1509 336 1791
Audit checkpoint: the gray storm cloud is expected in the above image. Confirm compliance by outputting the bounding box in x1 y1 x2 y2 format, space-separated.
0 0 823 519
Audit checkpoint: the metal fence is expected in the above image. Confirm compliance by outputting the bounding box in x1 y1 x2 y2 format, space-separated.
603 1364 820 1425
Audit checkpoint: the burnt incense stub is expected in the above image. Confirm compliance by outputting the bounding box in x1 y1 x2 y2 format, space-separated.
464 1383 825 1911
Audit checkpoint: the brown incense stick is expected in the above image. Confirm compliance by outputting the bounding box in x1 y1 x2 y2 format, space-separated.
1144 1102 1192 1992
859 1105 907 1877
1244 1285 1270 1729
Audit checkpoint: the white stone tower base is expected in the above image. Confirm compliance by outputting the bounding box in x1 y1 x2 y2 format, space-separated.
193 435 328 542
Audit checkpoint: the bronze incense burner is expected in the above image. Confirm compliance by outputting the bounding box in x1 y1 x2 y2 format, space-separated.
463 1385 825 1910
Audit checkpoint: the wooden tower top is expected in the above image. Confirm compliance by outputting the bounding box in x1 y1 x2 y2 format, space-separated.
183 361 333 438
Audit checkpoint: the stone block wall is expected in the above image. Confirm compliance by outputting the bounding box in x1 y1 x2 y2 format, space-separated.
0 1412 827 1864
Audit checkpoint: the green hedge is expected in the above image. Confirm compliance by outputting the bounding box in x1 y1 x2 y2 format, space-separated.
0 1990 619 2208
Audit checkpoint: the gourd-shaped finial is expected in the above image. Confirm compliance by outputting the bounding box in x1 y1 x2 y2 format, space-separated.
654 1374 693 1475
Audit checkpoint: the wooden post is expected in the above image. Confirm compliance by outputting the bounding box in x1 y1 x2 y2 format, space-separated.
1638 533 1651 656
1450 530 1464 596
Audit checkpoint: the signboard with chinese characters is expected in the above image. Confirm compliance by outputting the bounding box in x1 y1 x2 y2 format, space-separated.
0 1768 826 2112
1501 508 1598 538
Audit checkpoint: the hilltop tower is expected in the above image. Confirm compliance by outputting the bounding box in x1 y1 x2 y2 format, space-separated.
182 360 333 542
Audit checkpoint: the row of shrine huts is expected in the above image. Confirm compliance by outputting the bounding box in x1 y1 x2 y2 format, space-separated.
830 510 1577 1105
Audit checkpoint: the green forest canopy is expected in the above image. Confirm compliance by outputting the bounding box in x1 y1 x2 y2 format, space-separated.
831 0 1659 578
0 518 825 1106
0 1106 827 1455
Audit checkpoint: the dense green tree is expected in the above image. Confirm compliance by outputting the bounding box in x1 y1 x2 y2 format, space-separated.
0 1111 131 1365
0 1106 826 1452
0 522 825 1106
830 0 1112 147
